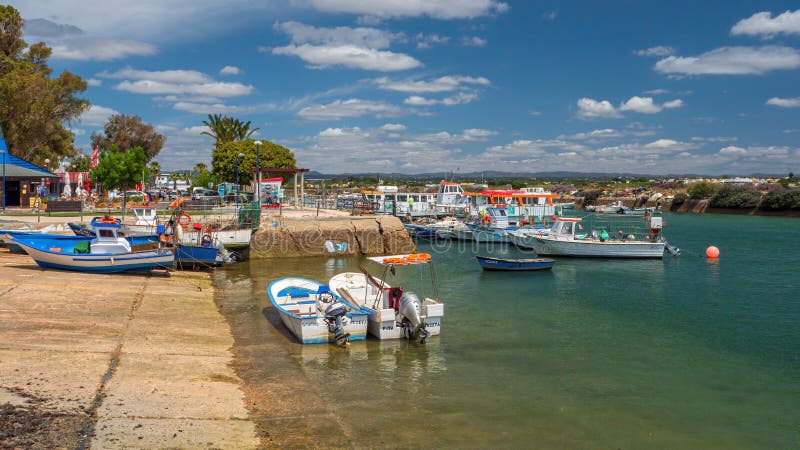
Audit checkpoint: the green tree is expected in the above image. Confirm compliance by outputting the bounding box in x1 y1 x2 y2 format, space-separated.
212 139 296 184
192 170 214 190
686 181 717 199
90 114 165 161
91 146 146 216
0 5 89 166
70 155 92 172
201 114 259 147
193 162 207 174
147 161 160 185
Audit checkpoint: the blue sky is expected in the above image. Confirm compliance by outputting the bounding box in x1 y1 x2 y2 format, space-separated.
11 0 800 175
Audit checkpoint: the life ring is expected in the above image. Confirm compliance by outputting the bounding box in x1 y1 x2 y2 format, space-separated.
177 213 191 227
407 253 431 262
201 234 213 245
97 216 117 224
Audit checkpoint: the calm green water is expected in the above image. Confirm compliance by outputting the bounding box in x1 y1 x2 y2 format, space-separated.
215 213 799 448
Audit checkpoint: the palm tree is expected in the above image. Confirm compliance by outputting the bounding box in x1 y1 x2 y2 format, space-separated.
201 114 259 147
148 161 161 185
193 163 207 174
169 172 181 190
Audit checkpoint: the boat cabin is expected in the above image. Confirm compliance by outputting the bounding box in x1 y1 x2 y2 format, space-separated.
549 217 584 239
89 217 132 254
130 207 158 226
480 207 510 229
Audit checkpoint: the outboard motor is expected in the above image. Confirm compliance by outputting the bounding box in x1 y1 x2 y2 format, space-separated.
319 292 350 347
398 291 429 344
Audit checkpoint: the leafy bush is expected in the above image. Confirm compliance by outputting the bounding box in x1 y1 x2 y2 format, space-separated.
671 192 686 205
687 181 717 199
583 189 602 205
709 185 761 209
759 189 800 211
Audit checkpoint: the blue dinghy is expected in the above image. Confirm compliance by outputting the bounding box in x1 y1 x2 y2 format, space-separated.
476 256 555 271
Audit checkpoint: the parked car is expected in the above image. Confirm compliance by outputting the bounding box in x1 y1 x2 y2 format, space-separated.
192 188 222 205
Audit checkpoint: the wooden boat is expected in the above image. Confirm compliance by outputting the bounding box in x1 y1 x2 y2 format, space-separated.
329 253 443 342
267 277 368 346
476 256 555 271
528 217 668 258
6 218 173 273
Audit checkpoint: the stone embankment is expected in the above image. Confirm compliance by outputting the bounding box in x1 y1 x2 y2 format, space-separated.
250 215 416 258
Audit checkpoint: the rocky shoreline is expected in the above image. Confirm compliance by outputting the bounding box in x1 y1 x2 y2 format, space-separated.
250 215 416 258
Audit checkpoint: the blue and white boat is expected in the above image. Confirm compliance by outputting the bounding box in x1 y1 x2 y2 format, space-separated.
468 207 514 243
6 218 173 273
1 229 43 254
476 256 555 271
268 277 368 346
174 244 221 268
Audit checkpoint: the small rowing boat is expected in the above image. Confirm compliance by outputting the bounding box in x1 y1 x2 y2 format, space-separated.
476 256 555 271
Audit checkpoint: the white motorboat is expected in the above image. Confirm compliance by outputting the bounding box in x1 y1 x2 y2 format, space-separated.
267 277 368 346
529 216 670 258
329 253 443 343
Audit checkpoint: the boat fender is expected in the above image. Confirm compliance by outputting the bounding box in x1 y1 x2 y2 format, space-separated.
201 234 213 246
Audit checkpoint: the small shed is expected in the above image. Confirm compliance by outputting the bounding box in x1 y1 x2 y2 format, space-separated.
1 152 59 208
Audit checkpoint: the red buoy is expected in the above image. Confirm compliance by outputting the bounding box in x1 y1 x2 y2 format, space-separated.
706 246 720 259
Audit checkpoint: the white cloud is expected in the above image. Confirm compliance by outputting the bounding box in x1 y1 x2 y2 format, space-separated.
654 46 800 75
219 65 241 75
273 21 403 49
304 0 509 20
542 10 557 21
318 127 364 137
662 99 684 109
404 92 478 106
461 36 487 47
375 75 490 93
576 98 622 119
691 136 738 143
643 88 669 95
415 33 450 49
485 139 586 160
152 124 215 171
272 44 421 71
731 9 800 38
78 104 119 126
50 38 157 61
297 98 410 121
634 46 675 57
172 102 250 114
99 67 213 84
380 123 407 131
620 96 662 114
86 78 102 87
718 146 748 156
115 80 253 97
564 129 623 140
461 128 497 140
766 97 800 108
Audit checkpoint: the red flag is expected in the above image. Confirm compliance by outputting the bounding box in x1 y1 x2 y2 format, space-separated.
90 146 99 168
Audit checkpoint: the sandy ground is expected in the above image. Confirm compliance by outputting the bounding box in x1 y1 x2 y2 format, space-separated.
0 250 258 449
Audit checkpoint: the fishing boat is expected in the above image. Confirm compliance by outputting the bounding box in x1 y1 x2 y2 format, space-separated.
6 218 173 273
329 253 443 343
589 201 658 215
476 256 555 271
468 207 513 243
1 229 44 253
507 226 551 249
528 216 673 258
267 277 368 346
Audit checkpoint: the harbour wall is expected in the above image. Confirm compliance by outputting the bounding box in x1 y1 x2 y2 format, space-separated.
250 215 416 258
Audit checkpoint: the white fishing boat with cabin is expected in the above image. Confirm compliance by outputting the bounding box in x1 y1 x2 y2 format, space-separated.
529 216 676 258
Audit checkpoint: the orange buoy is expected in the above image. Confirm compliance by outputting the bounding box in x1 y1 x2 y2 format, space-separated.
706 246 720 259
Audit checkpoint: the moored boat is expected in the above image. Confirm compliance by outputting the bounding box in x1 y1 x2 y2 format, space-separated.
476 256 555 271
529 216 671 258
6 219 173 273
267 277 368 346
329 253 443 342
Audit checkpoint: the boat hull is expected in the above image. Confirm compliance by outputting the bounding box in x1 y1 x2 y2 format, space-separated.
329 272 443 341
268 277 368 344
531 237 665 258
174 245 220 267
471 227 511 243
476 256 555 271
10 238 174 273
181 228 252 249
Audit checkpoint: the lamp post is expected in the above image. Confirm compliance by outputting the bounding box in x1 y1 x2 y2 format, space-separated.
254 140 262 209
1 148 6 213
235 152 244 209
